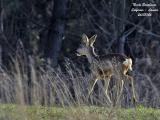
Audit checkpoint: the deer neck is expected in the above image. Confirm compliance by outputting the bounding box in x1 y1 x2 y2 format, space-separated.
86 50 98 66
86 53 94 64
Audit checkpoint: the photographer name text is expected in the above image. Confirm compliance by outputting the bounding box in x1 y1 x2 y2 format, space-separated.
131 3 159 16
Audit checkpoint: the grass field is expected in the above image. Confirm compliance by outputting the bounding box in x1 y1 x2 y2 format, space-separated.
0 55 160 120
0 104 160 120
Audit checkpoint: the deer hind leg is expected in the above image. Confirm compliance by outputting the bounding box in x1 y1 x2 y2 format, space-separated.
126 75 137 104
130 76 137 104
115 79 124 106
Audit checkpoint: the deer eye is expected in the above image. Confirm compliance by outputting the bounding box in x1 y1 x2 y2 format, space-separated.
76 53 81 56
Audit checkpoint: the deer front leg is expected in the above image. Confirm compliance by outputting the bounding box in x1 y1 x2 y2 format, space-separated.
88 78 98 98
104 79 112 104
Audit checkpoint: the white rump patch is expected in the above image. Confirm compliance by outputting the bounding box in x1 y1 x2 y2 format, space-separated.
123 58 133 71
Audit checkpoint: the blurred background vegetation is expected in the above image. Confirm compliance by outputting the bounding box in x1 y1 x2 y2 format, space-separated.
0 0 160 107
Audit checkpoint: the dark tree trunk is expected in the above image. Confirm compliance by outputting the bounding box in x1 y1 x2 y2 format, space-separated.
118 36 126 54
45 0 68 66
0 45 2 67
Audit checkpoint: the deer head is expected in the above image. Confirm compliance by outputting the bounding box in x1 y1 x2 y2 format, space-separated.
77 34 98 56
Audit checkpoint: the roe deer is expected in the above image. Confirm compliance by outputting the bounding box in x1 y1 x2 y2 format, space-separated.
76 34 136 104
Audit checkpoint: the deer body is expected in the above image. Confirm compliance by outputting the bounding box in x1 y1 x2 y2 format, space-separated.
77 34 136 104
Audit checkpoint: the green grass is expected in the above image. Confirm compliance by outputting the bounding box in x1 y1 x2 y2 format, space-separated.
0 104 160 120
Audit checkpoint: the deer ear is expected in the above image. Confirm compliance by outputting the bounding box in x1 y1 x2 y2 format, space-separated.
82 34 89 46
89 34 97 47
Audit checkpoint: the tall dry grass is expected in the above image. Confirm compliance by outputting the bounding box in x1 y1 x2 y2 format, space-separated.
0 51 159 108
